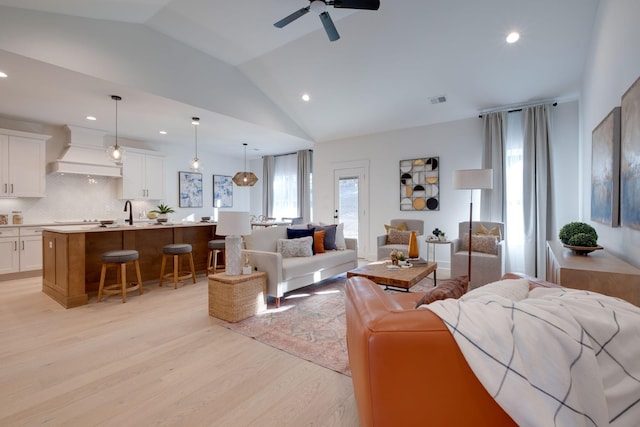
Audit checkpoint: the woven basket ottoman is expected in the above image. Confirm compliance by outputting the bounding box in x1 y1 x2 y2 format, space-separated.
208 271 267 322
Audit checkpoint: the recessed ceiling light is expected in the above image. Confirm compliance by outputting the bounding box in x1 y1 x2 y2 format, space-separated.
301 93 310 102
0 71 7 78
86 116 97 121
159 130 167 135
506 31 520 44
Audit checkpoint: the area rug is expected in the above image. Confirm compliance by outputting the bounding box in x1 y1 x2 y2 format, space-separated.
220 274 434 376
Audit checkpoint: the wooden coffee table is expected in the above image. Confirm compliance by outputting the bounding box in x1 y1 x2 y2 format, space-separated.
347 260 437 291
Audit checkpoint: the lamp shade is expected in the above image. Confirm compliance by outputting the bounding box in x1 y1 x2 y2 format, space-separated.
232 171 259 187
216 211 252 236
453 169 493 190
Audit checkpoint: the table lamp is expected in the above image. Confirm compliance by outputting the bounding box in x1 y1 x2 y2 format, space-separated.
215 211 251 275
453 169 493 283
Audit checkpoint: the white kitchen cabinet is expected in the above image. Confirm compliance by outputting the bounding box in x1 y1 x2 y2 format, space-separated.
0 227 43 274
118 149 165 200
0 129 50 198
0 228 20 274
19 227 43 271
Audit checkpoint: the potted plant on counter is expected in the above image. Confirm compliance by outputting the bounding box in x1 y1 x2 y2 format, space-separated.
150 203 175 222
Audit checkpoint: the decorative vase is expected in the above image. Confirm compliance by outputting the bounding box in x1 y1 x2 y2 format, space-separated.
408 230 419 258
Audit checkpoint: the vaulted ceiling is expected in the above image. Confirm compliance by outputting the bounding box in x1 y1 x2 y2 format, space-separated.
0 0 599 158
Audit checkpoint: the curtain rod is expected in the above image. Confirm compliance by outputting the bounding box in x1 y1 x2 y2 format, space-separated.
262 149 313 159
478 100 557 118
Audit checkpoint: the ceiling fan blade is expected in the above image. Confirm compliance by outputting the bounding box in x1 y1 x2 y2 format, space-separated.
332 0 380 10
274 7 310 28
319 11 340 41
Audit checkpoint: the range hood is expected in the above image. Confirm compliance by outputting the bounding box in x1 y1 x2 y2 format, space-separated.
48 125 122 177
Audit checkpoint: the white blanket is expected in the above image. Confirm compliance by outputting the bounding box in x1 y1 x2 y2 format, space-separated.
426 287 640 427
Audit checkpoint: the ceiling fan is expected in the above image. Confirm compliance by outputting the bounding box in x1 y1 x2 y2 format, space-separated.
274 0 380 42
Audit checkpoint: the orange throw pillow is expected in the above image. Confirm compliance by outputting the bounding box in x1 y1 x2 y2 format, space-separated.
314 230 326 254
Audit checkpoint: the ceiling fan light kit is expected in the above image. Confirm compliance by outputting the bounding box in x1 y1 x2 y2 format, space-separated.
274 0 380 42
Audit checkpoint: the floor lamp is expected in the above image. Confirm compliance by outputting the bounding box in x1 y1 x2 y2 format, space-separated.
215 211 251 276
453 169 493 283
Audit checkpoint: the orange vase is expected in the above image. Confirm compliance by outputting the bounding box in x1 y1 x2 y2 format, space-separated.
408 230 419 258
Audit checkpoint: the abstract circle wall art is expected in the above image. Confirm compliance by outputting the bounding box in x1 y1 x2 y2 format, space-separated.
400 156 439 211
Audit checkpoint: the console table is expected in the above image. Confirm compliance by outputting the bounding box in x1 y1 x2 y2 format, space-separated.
546 240 640 306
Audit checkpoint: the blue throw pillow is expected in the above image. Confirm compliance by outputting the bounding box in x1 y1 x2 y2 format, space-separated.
287 227 316 253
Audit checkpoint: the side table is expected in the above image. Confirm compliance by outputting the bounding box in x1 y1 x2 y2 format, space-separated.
425 238 452 265
208 271 267 323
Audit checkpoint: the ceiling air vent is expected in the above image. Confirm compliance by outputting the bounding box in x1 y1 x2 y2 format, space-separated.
430 95 447 104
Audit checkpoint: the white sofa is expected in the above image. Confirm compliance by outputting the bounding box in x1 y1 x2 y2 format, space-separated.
242 225 358 305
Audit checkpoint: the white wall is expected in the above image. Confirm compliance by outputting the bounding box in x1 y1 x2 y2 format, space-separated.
0 116 249 223
580 0 640 267
313 102 579 262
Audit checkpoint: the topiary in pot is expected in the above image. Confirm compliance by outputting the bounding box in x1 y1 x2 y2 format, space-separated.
559 222 598 246
567 233 598 247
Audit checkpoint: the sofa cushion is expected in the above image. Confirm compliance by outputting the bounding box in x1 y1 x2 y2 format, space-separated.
460 233 498 255
244 226 287 252
282 249 356 280
287 227 316 254
309 223 338 250
388 229 412 245
384 222 407 233
318 222 346 250
461 278 529 302
277 236 313 258
314 230 326 254
416 276 469 307
475 223 502 240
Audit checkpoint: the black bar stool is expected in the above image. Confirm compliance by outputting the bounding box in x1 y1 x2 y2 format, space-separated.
97 249 143 303
207 239 226 274
159 243 197 289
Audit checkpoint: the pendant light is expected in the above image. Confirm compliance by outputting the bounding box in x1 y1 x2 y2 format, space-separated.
232 143 259 186
190 117 201 172
106 95 125 165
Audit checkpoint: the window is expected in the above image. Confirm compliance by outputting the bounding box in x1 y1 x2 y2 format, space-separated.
272 154 298 219
505 111 524 272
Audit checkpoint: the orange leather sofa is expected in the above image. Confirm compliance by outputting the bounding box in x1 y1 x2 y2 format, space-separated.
345 274 559 427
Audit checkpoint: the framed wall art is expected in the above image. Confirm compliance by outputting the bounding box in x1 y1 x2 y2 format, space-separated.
178 171 203 208
400 157 439 211
213 175 233 208
621 75 640 230
591 106 621 227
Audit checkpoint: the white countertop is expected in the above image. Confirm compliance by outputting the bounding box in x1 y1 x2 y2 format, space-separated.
40 221 216 233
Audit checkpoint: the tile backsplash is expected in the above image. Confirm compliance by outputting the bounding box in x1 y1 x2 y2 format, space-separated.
0 174 156 224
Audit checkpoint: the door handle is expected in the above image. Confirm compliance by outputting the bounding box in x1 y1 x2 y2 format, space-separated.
21 241 24 250
14 241 17 251
10 183 13 194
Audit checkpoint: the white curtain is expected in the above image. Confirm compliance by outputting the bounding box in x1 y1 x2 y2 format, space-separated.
522 105 553 278
504 111 525 273
481 111 507 222
272 153 298 219
297 150 312 223
482 104 553 278
262 156 275 217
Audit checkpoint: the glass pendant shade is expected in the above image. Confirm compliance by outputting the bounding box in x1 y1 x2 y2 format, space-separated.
233 143 258 186
189 117 202 172
106 95 124 165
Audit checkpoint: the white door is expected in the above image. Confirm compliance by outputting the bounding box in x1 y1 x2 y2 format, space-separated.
334 162 369 257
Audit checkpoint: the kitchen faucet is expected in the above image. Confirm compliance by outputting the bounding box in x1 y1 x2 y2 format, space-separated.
124 200 133 225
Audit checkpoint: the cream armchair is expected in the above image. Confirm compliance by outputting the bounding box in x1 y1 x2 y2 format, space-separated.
377 219 424 260
450 221 505 289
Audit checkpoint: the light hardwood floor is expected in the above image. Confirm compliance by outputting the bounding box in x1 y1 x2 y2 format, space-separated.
0 275 360 426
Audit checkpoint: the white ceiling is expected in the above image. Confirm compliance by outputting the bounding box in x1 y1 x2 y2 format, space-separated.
0 0 599 158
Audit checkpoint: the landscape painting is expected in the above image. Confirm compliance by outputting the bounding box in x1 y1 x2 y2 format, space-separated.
591 107 620 227
621 76 640 230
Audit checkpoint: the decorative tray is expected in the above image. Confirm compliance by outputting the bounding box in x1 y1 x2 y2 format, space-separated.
563 244 603 255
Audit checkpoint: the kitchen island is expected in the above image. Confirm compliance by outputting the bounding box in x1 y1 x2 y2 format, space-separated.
42 222 217 308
